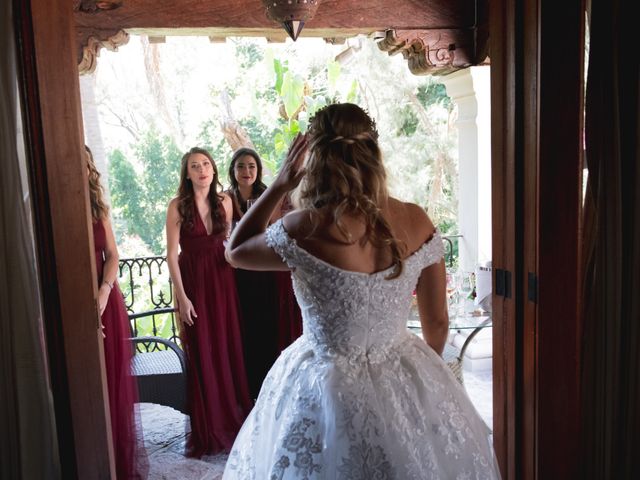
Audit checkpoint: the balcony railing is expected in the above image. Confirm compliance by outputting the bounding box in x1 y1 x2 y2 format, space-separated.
118 256 179 351
442 234 460 269
118 234 461 349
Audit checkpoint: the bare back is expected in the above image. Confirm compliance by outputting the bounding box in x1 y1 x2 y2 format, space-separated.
282 197 435 275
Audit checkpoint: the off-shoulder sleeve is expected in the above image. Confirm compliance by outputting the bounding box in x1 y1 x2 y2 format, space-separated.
264 219 301 269
417 231 446 270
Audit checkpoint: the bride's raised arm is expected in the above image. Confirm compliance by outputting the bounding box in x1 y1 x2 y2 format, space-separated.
226 134 308 270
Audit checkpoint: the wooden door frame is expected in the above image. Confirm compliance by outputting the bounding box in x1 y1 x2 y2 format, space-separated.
533 0 584 478
14 0 115 478
489 0 518 476
15 0 585 477
491 0 584 478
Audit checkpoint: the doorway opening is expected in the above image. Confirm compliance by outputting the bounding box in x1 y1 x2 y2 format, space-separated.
81 33 493 476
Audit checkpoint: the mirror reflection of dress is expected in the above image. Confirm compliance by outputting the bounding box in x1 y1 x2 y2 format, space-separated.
178 202 252 457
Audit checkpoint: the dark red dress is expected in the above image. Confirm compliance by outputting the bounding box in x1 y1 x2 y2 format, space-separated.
275 271 303 352
230 193 303 399
93 220 146 479
233 264 280 399
178 206 252 457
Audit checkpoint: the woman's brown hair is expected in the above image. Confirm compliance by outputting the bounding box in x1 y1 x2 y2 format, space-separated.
299 103 406 279
85 145 109 222
176 147 226 234
227 147 268 213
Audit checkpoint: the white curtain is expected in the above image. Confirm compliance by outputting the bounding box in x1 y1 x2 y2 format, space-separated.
0 1 60 478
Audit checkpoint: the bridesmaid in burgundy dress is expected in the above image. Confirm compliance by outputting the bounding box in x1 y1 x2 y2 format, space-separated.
166 147 251 457
86 146 147 479
227 148 303 398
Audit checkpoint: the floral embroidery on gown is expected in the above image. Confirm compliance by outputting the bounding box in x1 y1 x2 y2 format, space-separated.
223 219 501 479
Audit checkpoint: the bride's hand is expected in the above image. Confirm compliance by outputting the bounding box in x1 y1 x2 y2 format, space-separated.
273 133 308 192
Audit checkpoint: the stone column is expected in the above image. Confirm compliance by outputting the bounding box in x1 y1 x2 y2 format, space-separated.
79 73 110 198
440 66 492 272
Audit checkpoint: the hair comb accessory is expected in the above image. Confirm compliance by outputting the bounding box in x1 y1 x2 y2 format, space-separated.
329 132 373 144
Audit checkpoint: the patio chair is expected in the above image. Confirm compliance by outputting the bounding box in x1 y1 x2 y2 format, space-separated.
130 336 187 414
443 317 493 385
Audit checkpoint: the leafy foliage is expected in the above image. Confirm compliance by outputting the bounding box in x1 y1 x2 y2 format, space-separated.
234 38 264 70
109 129 181 253
99 35 460 257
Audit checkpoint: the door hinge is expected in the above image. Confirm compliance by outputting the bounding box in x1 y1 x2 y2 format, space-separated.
495 268 512 299
528 272 538 303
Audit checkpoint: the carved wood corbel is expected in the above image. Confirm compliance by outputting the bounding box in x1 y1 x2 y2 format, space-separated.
403 39 457 76
75 1 123 13
377 29 472 76
78 29 129 75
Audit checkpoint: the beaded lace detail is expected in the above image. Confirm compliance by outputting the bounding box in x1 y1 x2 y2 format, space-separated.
224 219 500 480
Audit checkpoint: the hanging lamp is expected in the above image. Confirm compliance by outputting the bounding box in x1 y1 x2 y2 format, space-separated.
262 0 322 41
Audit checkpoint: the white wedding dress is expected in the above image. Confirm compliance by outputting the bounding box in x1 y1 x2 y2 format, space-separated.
223 220 501 479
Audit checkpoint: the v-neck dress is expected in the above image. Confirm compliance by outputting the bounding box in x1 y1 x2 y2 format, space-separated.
178 203 252 457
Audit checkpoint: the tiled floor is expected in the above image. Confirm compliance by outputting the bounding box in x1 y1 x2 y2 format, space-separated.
463 368 494 430
141 403 226 480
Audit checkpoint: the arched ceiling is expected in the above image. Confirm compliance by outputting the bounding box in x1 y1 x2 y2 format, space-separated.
74 0 489 75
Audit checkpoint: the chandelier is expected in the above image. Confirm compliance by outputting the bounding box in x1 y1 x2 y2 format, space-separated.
262 0 322 41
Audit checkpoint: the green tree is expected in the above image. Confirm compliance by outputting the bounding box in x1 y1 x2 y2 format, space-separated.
108 129 181 253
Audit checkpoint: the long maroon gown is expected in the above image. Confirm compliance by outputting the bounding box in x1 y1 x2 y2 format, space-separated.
93 220 147 479
178 206 252 457
275 271 303 352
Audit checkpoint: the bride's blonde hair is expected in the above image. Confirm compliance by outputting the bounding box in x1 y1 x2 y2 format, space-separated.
298 103 405 279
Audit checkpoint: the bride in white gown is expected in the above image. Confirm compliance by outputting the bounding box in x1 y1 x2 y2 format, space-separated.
224 103 501 479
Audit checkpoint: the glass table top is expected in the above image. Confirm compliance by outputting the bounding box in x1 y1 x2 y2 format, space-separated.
407 313 492 332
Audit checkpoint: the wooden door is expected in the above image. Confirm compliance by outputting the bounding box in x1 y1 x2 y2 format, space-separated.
490 0 585 478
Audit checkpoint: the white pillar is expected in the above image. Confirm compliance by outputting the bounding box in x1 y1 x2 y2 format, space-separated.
79 73 110 198
440 66 492 272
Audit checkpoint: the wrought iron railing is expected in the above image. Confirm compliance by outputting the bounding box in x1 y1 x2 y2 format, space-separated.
442 234 461 269
118 256 179 351
118 234 460 349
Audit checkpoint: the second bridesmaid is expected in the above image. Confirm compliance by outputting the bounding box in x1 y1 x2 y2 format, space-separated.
227 148 302 400
227 148 279 400
166 147 251 457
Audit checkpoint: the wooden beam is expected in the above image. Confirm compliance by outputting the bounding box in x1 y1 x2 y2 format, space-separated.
73 0 487 76
73 0 472 31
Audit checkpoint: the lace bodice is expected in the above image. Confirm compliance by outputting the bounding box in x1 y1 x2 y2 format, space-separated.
265 219 444 362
